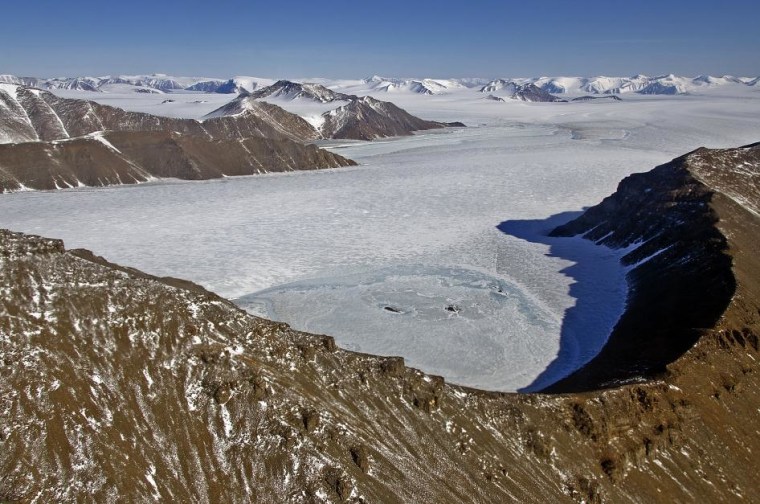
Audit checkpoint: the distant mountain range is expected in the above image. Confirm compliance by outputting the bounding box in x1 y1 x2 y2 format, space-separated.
2 73 758 97
0 74 273 95
362 74 759 99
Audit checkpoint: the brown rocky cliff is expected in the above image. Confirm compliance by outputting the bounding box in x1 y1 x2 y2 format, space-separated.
546 143 760 392
1 144 760 502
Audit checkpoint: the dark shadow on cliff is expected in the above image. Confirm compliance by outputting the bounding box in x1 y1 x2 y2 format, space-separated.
497 210 630 392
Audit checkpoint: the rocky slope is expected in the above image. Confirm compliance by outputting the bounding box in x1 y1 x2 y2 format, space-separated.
319 96 446 140
248 80 353 103
1 144 759 502
0 85 355 191
360 76 473 95
545 143 760 392
0 85 322 145
0 131 354 192
207 81 450 141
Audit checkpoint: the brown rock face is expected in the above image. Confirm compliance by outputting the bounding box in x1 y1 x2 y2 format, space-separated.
1 143 760 502
0 131 355 192
0 86 356 192
320 96 445 140
546 143 760 392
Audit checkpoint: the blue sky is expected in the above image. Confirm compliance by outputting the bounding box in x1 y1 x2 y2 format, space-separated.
2 0 759 78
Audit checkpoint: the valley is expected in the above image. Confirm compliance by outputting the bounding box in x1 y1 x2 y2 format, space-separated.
2 81 758 391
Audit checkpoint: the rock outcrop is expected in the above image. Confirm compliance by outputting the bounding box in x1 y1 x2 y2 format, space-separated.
1 144 759 502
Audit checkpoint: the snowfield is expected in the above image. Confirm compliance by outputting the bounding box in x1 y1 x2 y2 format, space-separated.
1 83 759 391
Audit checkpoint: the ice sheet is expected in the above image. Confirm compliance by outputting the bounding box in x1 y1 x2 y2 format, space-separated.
51 90 235 119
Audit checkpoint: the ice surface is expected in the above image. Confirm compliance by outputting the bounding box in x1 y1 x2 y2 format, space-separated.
2 89 760 391
51 89 235 119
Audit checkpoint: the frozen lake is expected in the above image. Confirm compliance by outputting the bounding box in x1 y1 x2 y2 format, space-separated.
2 90 759 391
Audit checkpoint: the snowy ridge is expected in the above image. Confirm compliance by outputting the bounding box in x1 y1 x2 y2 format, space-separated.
0 74 271 95
0 84 356 191
480 74 759 96
361 76 473 95
187 76 275 94
479 80 565 102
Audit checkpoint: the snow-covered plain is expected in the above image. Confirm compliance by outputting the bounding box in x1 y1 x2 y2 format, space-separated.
1 86 759 391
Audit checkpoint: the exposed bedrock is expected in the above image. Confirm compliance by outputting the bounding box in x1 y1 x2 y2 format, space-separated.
542 146 760 392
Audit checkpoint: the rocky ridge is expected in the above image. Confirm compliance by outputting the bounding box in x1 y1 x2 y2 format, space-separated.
360 76 471 95
247 80 353 103
208 81 451 141
546 143 760 391
0 85 355 191
1 144 760 502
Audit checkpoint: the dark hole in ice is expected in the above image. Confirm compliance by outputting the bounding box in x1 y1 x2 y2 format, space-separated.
445 305 460 313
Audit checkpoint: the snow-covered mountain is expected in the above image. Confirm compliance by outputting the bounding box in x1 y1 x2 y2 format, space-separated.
362 76 474 95
41 77 101 92
357 74 758 97
638 81 685 95
249 80 352 103
319 95 447 139
480 74 757 96
692 74 746 86
184 79 227 92
205 81 450 141
0 74 271 95
479 80 565 102
186 76 274 94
